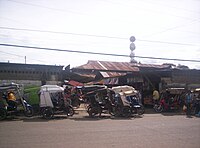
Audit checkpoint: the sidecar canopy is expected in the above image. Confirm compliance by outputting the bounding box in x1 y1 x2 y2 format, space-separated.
39 85 64 108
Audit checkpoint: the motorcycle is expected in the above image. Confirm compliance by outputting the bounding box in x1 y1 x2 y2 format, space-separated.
0 83 34 120
154 97 180 113
126 96 145 115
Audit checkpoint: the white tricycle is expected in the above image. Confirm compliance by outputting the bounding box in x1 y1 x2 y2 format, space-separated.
39 85 74 119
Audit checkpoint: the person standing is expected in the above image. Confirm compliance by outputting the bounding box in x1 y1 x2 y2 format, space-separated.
153 89 160 105
185 91 193 117
194 93 200 117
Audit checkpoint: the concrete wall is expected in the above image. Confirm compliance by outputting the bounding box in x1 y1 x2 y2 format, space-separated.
0 62 64 86
0 80 61 87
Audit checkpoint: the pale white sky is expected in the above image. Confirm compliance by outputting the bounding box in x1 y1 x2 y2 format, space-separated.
0 0 200 69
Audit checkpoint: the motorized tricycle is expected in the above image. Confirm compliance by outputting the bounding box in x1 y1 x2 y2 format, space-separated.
0 83 34 120
112 85 144 116
111 92 132 118
154 88 184 113
126 95 145 115
86 87 115 117
39 85 74 119
85 85 137 118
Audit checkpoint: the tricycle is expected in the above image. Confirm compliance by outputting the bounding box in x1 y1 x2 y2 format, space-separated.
39 85 74 119
154 88 185 113
112 85 144 116
0 83 34 120
86 87 115 117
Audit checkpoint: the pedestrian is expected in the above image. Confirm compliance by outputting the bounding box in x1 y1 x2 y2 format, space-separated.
152 89 160 105
185 90 193 117
194 93 200 117
162 90 170 105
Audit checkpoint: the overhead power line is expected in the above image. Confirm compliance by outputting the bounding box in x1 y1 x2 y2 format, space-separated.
0 26 126 40
0 43 200 63
0 50 47 63
0 26 198 46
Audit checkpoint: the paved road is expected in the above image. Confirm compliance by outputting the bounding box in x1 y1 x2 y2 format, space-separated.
0 111 199 148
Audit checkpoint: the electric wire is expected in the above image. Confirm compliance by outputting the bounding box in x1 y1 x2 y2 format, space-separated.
0 50 48 63
0 43 199 63
0 26 199 46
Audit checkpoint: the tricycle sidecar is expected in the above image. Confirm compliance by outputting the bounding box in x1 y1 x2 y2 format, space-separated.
0 83 34 120
39 85 74 119
112 85 144 117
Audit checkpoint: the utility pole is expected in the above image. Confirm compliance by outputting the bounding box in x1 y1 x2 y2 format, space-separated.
25 56 26 64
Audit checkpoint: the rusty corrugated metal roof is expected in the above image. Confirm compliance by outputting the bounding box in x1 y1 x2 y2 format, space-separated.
68 72 96 83
73 60 139 72
100 71 126 78
75 73 96 78
132 63 171 69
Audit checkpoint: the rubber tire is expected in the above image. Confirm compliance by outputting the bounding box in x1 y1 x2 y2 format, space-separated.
137 105 145 115
88 106 101 118
42 108 54 119
109 106 115 116
24 106 34 117
113 106 122 117
0 108 7 120
122 106 132 118
66 106 74 116
154 104 164 113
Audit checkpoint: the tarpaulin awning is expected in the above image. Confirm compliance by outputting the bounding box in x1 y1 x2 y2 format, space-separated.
65 80 84 86
99 71 126 78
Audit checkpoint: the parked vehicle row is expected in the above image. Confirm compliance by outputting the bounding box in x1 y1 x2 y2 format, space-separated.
1 83 199 120
85 85 145 118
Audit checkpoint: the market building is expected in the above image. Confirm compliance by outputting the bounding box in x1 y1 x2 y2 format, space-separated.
71 60 141 86
72 60 200 105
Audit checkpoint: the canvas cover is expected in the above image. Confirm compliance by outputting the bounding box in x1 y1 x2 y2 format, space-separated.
0 83 19 91
40 85 64 93
39 91 54 107
112 86 138 106
39 85 64 107
112 85 137 95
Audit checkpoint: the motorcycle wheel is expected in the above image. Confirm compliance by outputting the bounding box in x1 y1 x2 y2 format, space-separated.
122 106 132 118
42 108 54 119
0 108 7 120
137 105 145 115
65 106 74 116
88 106 101 118
109 106 115 116
24 106 34 117
154 104 164 113
112 106 121 117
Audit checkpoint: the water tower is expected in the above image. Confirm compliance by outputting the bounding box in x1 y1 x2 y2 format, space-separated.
130 36 137 63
